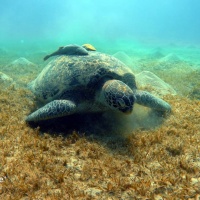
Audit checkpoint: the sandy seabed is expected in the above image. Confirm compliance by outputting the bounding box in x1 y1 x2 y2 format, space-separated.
0 50 200 199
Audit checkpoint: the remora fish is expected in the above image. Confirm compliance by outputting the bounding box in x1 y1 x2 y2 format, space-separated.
44 44 88 61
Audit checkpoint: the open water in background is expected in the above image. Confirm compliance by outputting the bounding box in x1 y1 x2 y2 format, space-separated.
0 0 200 53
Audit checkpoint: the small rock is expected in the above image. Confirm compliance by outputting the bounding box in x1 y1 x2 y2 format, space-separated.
135 71 176 96
2 57 37 75
113 51 133 67
153 53 183 70
159 53 181 63
0 72 14 88
148 48 165 60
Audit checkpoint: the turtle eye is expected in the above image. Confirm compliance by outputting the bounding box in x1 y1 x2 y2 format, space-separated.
116 98 126 108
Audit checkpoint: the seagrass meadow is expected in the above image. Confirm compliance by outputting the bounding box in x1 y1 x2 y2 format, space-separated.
0 51 200 200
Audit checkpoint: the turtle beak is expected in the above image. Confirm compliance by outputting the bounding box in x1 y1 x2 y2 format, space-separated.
125 109 133 114
120 106 133 114
118 94 134 114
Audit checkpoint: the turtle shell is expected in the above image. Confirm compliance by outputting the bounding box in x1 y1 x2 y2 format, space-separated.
29 52 136 103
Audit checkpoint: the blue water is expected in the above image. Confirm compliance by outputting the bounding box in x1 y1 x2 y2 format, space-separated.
1 0 200 46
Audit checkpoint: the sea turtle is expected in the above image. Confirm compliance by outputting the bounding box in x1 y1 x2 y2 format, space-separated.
26 49 171 122
43 44 88 61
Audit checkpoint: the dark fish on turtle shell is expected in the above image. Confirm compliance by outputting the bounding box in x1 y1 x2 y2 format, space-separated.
43 44 88 61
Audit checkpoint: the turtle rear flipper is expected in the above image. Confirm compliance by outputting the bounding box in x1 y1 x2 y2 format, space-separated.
26 100 76 122
135 90 171 113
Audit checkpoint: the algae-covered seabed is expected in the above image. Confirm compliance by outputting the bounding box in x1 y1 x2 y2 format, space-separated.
0 45 200 199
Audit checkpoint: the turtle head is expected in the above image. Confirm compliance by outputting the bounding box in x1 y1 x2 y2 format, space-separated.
101 80 135 114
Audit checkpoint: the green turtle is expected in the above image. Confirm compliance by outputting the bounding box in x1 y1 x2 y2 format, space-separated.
43 44 88 61
26 50 171 122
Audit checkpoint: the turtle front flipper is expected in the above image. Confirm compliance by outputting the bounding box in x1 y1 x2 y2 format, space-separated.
135 90 171 113
26 100 76 122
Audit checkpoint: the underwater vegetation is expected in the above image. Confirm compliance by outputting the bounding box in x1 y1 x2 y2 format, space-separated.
0 82 200 199
0 48 200 199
